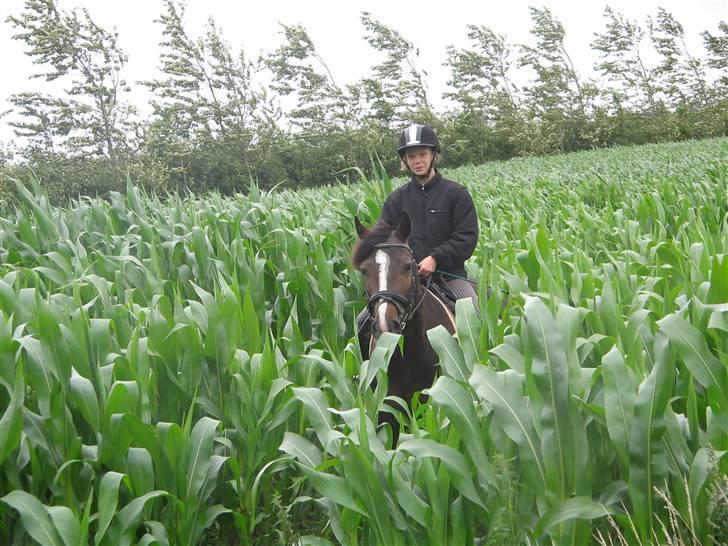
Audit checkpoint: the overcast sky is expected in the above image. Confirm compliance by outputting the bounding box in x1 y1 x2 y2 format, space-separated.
1 0 726 143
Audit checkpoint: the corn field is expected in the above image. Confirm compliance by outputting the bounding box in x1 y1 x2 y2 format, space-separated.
1 138 727 545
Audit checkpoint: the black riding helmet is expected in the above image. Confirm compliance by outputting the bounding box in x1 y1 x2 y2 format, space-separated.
397 124 440 158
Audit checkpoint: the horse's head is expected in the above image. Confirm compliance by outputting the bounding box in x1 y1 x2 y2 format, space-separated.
353 212 419 340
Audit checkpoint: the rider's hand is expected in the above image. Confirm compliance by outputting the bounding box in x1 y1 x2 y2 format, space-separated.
418 256 437 277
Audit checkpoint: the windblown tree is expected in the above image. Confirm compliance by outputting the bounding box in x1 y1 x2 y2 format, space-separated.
444 25 525 161
591 6 657 112
142 0 266 191
7 0 135 165
354 12 432 128
701 21 728 95
265 23 352 133
264 23 368 184
446 25 519 114
519 6 599 153
648 8 710 108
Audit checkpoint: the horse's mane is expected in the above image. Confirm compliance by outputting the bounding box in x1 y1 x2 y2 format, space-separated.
352 223 395 267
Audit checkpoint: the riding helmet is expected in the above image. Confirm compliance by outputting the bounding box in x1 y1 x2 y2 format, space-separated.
397 124 440 157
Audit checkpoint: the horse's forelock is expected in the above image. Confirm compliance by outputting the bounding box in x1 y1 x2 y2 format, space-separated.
352 224 395 267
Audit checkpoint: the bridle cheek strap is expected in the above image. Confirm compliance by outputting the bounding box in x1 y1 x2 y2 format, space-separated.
366 243 420 331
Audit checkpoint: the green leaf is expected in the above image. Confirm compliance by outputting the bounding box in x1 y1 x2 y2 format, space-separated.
346 443 395 542
707 255 728 304
398 438 484 507
601 346 637 469
523 296 574 501
300 537 335 546
105 381 140 420
141 521 169 546
1 490 64 546
47 506 82 546
17 335 56 416
127 447 155 496
184 417 220 502
0 362 24 464
688 448 726 533
361 332 401 392
628 332 675 541
535 496 613 537
96 471 125 543
427 325 469 382
110 490 169 543
70 370 100 432
299 466 365 515
455 297 482 366
242 288 261 352
658 312 728 433
426 376 495 486
389 464 429 527
292 387 339 450
489 342 525 373
470 366 546 489
280 432 323 468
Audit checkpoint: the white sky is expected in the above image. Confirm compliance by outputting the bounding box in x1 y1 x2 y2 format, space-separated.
1 0 726 143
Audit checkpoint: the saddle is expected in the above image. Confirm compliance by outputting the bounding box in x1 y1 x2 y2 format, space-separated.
425 273 457 313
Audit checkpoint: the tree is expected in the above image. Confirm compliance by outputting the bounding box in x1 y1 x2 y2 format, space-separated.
702 21 728 93
591 6 657 112
648 8 710 108
355 12 431 127
142 0 266 191
444 25 526 161
263 22 377 187
445 25 520 115
519 7 598 152
264 23 351 133
6 0 135 164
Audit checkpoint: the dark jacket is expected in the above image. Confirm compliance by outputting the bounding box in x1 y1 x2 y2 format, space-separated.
378 172 479 278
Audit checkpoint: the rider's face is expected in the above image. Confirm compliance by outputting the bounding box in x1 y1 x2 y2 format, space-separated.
404 147 434 177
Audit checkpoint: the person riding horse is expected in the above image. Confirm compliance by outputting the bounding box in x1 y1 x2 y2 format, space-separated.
356 123 479 356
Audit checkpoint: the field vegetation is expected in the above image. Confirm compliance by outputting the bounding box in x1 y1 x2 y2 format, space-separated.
1 137 727 545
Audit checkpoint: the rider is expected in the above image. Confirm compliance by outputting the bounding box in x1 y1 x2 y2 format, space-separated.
382 123 478 297
357 123 479 349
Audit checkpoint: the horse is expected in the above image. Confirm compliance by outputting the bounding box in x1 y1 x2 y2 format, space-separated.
352 211 457 445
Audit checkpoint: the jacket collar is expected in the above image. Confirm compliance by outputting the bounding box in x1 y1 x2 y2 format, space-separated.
409 171 442 191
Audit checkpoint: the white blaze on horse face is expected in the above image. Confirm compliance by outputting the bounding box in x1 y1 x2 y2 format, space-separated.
375 250 390 332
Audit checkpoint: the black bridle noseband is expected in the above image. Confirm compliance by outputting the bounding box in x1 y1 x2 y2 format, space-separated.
366 243 429 332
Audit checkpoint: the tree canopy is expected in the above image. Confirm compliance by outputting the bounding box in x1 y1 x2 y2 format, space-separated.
1 0 726 204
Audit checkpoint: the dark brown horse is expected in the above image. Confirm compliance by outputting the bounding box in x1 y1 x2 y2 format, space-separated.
353 212 456 445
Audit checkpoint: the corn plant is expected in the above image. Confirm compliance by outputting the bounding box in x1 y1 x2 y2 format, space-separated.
1 137 727 544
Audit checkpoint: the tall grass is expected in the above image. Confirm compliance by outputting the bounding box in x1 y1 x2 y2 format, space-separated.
1 138 726 545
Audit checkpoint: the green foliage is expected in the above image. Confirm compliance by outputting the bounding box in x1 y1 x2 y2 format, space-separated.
6 0 136 164
2 2 727 203
354 12 432 126
1 138 727 544
702 20 728 91
649 8 711 108
592 6 658 112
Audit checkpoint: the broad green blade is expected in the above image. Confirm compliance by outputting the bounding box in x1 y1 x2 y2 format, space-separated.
1 490 65 546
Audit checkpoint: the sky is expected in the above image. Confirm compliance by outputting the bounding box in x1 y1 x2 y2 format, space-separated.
0 0 726 143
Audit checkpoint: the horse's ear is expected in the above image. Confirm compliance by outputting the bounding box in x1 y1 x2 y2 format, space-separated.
395 211 411 241
355 216 368 238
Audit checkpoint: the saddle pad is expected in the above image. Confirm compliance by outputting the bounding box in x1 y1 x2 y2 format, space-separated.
426 286 457 334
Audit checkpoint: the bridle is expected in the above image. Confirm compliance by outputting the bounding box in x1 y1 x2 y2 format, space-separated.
366 242 430 332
